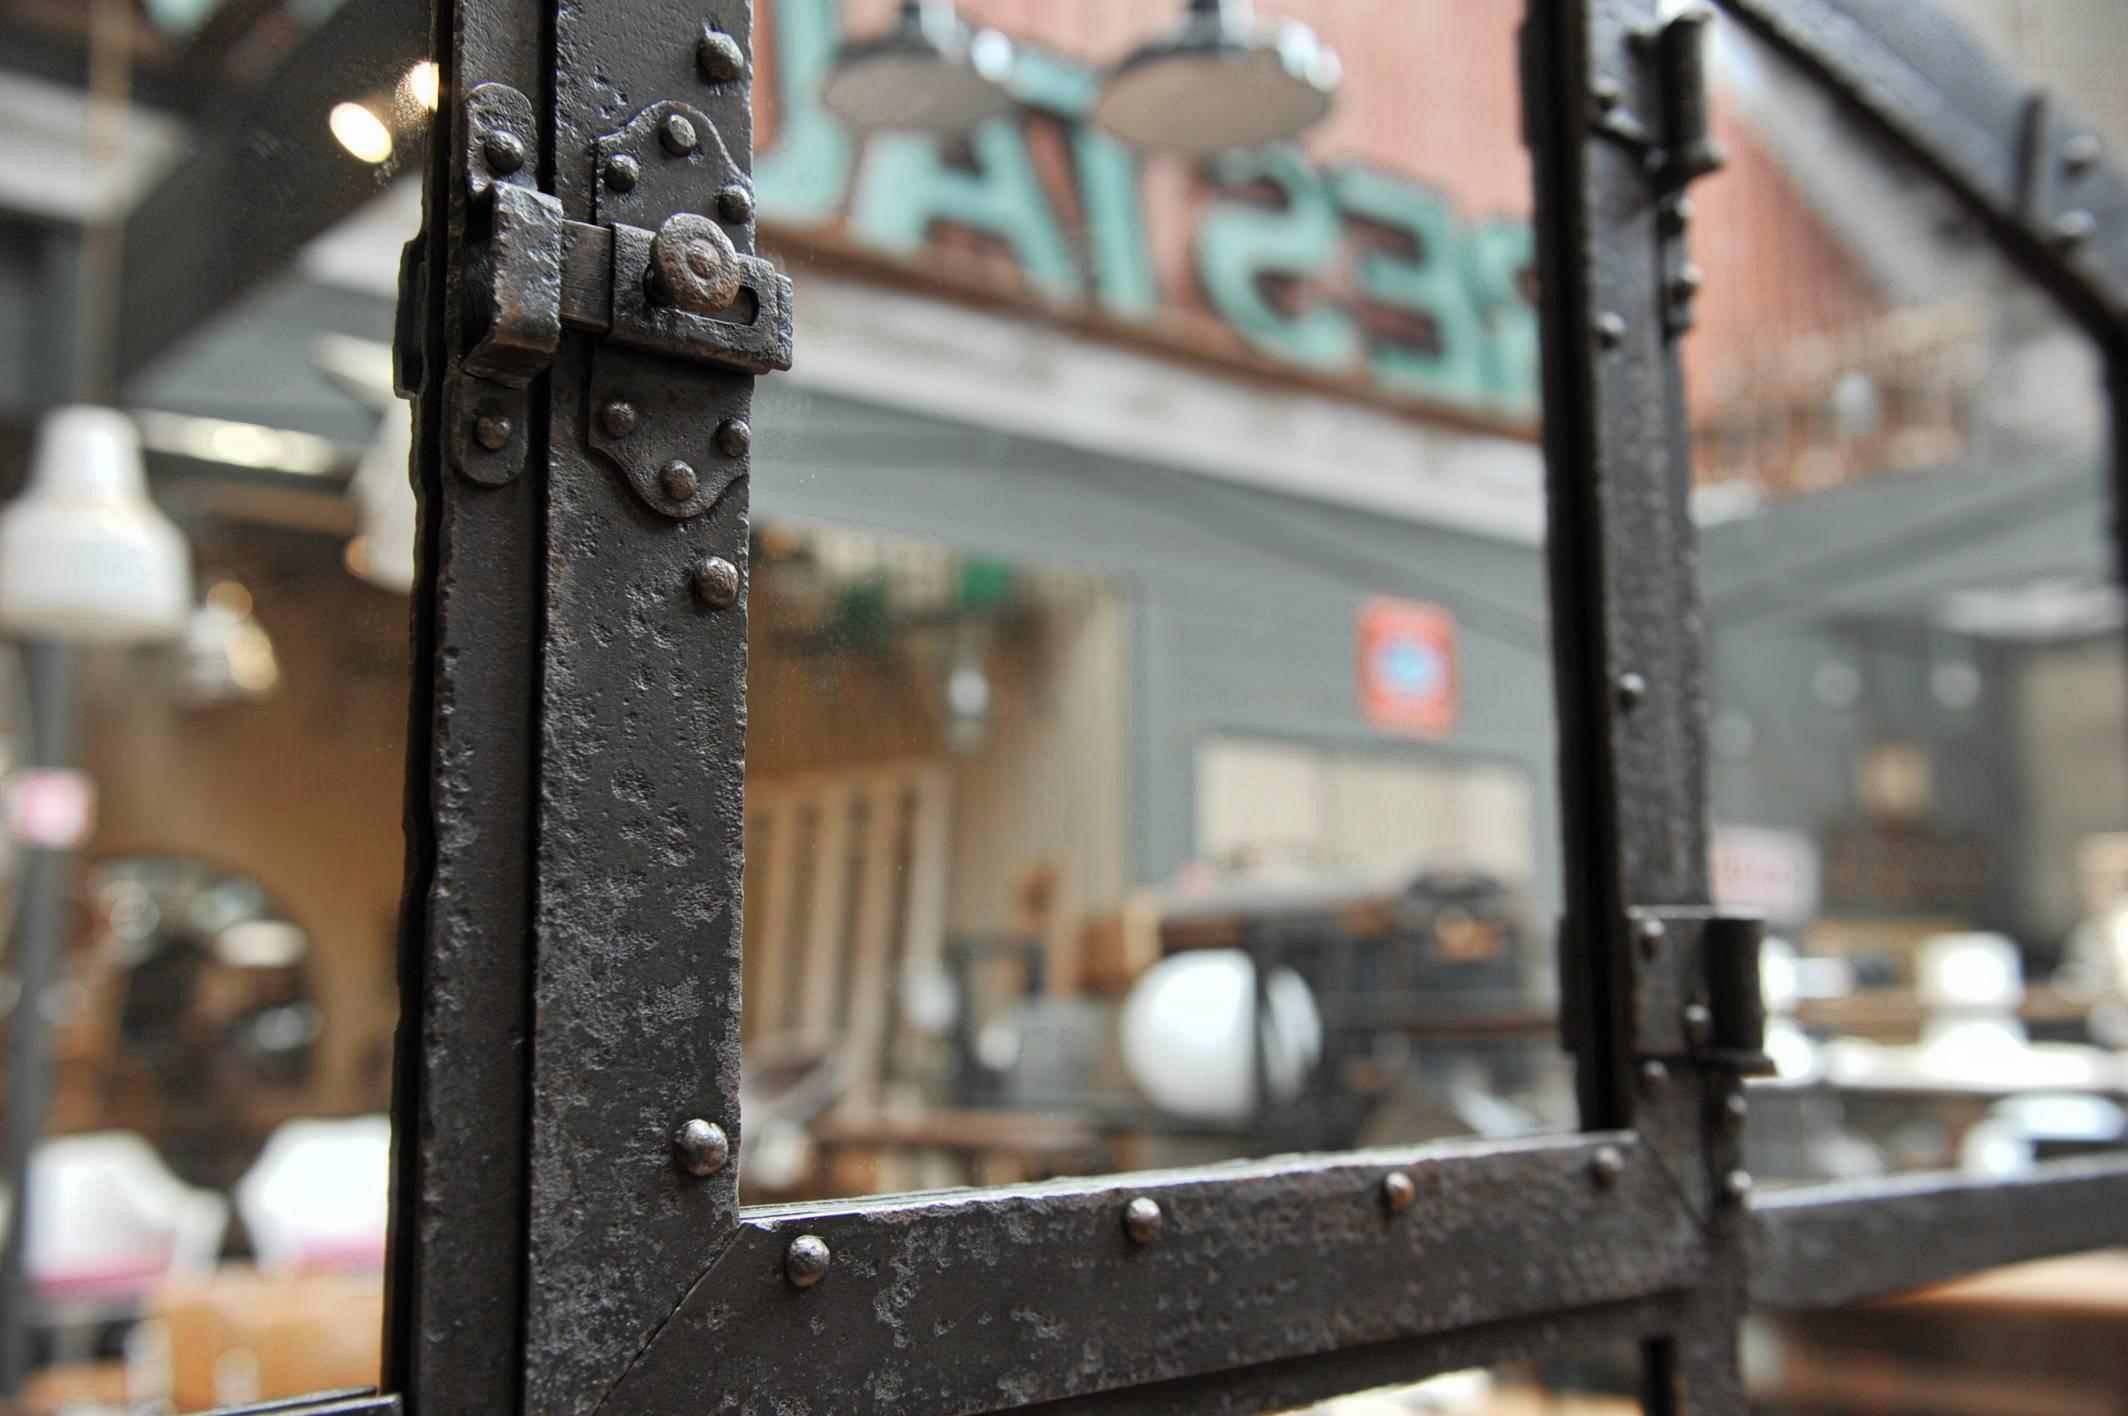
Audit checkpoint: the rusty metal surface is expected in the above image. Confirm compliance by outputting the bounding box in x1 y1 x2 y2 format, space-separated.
1715 0 2128 331
519 2 760 1412
358 2 2128 1414
598 1135 1703 1414
1746 1153 2128 1312
380 0 546 1413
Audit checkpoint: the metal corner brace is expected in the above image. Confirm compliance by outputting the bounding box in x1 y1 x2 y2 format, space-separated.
412 81 794 511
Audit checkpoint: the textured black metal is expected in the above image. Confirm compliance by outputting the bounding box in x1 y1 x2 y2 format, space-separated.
357 4 2128 1415
381 0 546 1411
522 3 759 1411
599 1136 1703 1414
1714 0 2128 332
1747 1154 2128 1311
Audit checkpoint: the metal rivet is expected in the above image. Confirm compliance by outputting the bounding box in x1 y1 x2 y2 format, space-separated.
604 153 641 192
599 399 639 438
785 1234 831 1288
1616 671 1647 708
1596 311 1627 347
2063 132 2102 175
1683 1002 1714 1047
661 459 700 500
717 184 756 223
716 418 752 458
482 130 526 174
1589 1145 1626 1187
1660 194 1695 233
673 1118 729 1176
1122 1196 1163 1245
1672 261 1704 293
2054 210 2097 249
472 411 512 451
1637 917 1666 959
1381 1170 1416 1215
699 27 746 82
692 556 741 609
1723 1169 1753 1202
660 112 700 156
1721 1091 1748 1130
1590 75 1623 111
1639 1059 1669 1095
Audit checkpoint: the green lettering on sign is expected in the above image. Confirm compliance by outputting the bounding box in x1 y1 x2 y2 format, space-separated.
1329 165 1488 407
849 123 1082 301
1195 148 1358 374
753 0 854 225
1464 218 1540 417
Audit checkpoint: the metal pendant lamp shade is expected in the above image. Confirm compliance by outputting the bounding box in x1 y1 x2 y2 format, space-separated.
0 406 191 643
1093 0 1340 156
820 0 1015 135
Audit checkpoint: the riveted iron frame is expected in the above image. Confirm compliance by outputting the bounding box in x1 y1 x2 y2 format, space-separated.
339 0 2128 1413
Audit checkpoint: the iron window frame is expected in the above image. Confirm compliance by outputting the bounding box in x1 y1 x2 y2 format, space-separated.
239 0 2128 1411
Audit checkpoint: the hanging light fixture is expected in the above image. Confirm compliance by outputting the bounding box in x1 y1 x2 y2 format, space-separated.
0 407 191 644
1092 0 1340 157
820 0 1015 135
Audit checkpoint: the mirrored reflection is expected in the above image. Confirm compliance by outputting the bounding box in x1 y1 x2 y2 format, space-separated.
1686 14 2128 1206
741 0 1564 1202
0 0 420 1406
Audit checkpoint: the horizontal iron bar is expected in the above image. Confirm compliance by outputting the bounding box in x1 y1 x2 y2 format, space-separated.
1746 1152 2128 1311
600 1132 1705 1415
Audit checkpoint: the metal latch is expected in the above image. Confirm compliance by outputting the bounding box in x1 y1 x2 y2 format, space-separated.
421 83 793 503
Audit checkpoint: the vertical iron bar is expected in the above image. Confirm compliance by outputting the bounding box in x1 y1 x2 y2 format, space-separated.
0 642 79 1400
383 0 552 1409
1531 0 1740 1405
522 4 758 1408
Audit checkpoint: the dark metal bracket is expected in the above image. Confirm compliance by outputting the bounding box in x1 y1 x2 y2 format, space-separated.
1626 908 1773 1075
1589 6 1728 334
409 87 795 507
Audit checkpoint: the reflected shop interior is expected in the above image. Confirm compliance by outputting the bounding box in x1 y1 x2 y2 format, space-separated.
2 1 2127 1413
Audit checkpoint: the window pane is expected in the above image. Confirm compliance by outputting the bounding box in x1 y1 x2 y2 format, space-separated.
741 0 1567 1202
1691 14 2128 1196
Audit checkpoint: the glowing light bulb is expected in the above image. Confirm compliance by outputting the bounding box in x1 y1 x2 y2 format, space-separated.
330 101 393 165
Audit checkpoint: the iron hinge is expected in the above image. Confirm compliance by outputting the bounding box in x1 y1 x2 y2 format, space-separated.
412 84 794 494
1587 5 1726 334
1625 908 1774 1075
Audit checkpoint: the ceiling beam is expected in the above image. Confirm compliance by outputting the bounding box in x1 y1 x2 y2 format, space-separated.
113 0 424 385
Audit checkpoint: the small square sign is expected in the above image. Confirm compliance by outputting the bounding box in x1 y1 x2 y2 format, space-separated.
1358 597 1458 738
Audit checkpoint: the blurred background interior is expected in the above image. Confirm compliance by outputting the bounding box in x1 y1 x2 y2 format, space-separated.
0 0 2126 1411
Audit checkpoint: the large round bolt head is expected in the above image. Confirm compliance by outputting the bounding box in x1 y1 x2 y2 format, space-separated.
660 460 700 501
785 1234 831 1288
1589 1145 1626 1187
482 131 526 174
1122 1196 1163 1244
699 28 746 82
647 213 741 314
673 1118 729 1176
659 112 700 156
604 153 641 192
715 418 751 458
692 557 740 609
599 400 639 438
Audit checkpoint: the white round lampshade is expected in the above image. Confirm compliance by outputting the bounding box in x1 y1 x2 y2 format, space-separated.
0 406 191 644
1119 949 1322 1122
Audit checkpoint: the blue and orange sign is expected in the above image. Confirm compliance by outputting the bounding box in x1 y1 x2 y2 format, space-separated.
1358 598 1458 738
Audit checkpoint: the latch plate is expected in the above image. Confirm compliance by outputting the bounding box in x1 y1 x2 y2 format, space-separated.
1627 907 1773 1074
